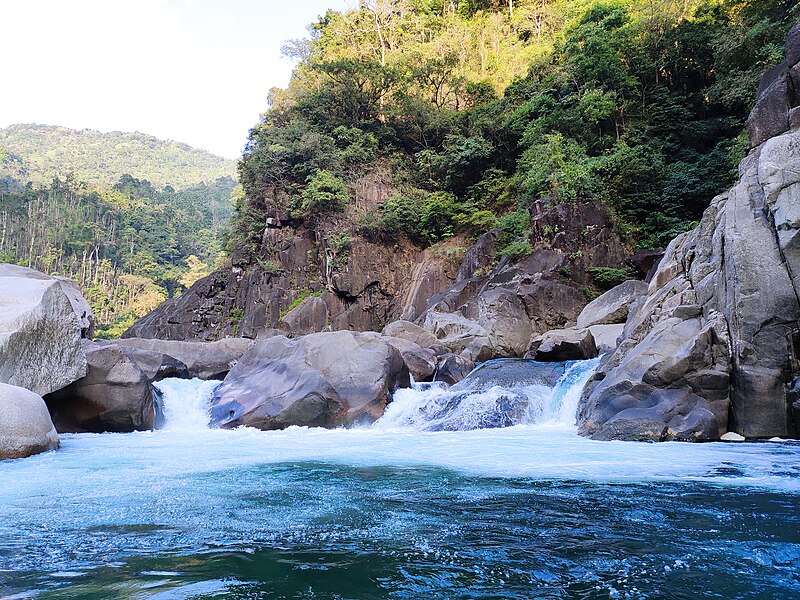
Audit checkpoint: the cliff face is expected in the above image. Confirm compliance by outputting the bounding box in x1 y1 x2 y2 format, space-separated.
579 25 800 441
124 166 630 358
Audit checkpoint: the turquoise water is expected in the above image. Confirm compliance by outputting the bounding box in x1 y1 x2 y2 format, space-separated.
1 364 799 598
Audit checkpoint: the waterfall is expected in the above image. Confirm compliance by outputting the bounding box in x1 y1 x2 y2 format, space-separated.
152 378 221 431
375 358 601 432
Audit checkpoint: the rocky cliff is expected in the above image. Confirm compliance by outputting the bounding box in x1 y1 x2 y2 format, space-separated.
124 170 630 360
579 25 800 441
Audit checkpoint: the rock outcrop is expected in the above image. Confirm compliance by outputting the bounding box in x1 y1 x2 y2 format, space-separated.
45 342 155 433
576 280 648 329
210 331 409 430
112 337 253 379
0 264 91 396
0 382 60 460
579 27 800 441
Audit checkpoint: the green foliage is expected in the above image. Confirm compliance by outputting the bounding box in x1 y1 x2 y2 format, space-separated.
0 124 235 189
300 170 349 215
495 209 531 259
587 266 632 290
235 0 798 254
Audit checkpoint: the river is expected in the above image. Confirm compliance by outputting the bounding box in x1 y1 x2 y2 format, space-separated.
1 361 798 598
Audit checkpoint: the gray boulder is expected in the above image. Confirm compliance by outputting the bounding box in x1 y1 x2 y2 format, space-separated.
530 328 598 362
381 320 447 355
113 337 253 379
381 336 438 382
453 359 569 391
210 331 409 430
576 279 648 329
0 264 90 396
0 382 60 460
433 353 475 385
45 342 154 433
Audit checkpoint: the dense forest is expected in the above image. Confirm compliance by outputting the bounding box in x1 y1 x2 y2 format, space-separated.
0 124 236 189
0 126 236 337
236 0 797 262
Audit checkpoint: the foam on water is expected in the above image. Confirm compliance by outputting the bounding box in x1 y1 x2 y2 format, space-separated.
153 377 221 431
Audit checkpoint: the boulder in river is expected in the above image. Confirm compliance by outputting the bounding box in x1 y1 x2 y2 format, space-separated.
0 382 60 460
45 342 154 433
210 331 409 430
0 264 90 396
529 327 598 362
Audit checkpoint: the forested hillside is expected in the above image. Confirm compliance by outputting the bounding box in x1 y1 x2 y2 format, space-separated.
0 126 237 337
237 0 796 254
0 124 236 189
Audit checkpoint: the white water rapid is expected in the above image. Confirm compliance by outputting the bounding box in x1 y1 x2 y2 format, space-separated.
153 377 221 431
375 358 601 431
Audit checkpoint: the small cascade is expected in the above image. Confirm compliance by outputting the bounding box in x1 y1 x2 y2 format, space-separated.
375 358 601 432
152 378 221 431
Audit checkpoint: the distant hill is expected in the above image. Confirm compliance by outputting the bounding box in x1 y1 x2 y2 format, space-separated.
0 123 237 190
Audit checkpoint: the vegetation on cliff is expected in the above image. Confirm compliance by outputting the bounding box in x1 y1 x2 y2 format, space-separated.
0 126 236 337
237 0 797 258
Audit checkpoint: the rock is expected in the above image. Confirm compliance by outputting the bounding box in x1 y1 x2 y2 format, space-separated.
588 323 624 354
628 249 664 282
531 328 598 362
433 353 475 385
580 381 720 442
423 311 489 356
720 432 746 442
0 264 89 396
452 359 569 391
113 337 254 379
381 320 447 354
0 382 60 460
45 342 154 433
209 331 409 430
461 287 532 359
382 335 438 382
280 295 329 335
576 280 648 329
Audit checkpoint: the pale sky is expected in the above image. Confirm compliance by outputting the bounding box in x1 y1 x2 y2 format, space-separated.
0 0 353 159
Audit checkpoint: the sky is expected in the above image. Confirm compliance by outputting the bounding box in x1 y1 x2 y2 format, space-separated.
0 0 353 159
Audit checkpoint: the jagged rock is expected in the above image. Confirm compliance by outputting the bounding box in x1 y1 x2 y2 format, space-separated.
113 337 253 379
628 249 664 282
433 353 475 385
576 280 648 329
209 331 409 430
382 335 438 382
531 328 598 362
0 264 89 396
423 311 489 356
0 382 60 460
381 320 447 354
280 295 329 335
578 31 800 441
45 342 154 433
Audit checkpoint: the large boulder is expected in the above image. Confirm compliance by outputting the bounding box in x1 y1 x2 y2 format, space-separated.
209 331 409 430
381 335 438 382
45 342 154 433
578 29 800 441
433 353 475 385
112 337 253 379
576 280 648 329
0 382 60 460
530 328 598 362
0 265 90 396
381 320 447 354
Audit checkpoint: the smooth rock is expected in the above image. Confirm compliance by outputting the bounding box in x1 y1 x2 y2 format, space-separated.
531 328 598 362
45 342 154 433
576 280 648 329
433 353 475 385
0 382 60 460
0 264 89 396
381 320 447 355
210 331 409 430
113 337 253 379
